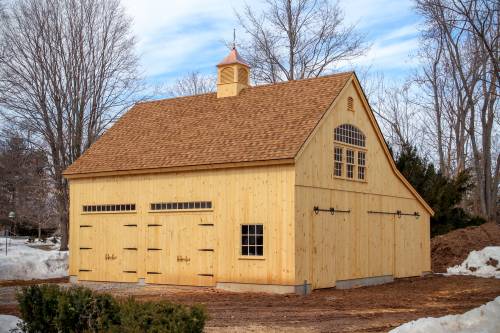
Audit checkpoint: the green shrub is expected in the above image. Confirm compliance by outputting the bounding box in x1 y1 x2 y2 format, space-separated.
16 284 60 333
56 287 121 333
113 298 207 333
15 285 207 333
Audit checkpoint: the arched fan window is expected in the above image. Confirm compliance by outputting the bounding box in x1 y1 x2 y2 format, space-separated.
334 124 367 181
334 124 365 147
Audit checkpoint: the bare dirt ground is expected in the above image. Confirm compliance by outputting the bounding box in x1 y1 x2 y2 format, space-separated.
432 222 500 272
1 275 499 332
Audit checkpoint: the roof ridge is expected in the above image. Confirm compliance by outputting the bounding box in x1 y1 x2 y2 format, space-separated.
138 71 354 105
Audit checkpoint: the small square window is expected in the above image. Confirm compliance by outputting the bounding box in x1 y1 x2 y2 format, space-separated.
131 204 136 211
195 202 200 209
200 202 206 209
167 203 172 210
207 201 212 209
241 224 264 256
189 202 195 209
172 202 178 209
161 203 167 210
97 206 102 212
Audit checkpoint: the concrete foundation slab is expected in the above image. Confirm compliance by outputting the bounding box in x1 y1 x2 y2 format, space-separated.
216 282 311 295
137 278 146 286
69 275 78 284
336 275 393 289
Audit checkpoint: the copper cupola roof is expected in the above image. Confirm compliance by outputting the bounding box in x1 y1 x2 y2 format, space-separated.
217 47 250 67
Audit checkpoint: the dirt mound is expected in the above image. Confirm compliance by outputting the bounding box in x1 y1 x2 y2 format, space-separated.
431 222 500 272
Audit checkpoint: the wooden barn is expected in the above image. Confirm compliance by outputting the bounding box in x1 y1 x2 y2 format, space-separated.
64 48 433 294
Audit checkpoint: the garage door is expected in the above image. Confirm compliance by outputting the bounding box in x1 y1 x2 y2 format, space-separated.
145 213 215 286
77 215 139 283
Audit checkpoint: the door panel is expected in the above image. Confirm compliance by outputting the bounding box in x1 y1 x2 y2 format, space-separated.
145 213 215 286
395 218 422 277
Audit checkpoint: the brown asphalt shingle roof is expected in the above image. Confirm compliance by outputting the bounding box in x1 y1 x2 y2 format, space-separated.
64 72 352 175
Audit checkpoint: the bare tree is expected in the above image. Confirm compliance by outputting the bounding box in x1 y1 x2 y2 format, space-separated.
368 75 427 155
415 0 499 221
160 71 216 97
236 0 368 83
0 0 142 250
0 134 56 238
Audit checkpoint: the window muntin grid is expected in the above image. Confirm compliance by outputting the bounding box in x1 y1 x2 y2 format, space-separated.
334 147 343 177
241 224 263 256
346 149 355 164
346 149 355 178
358 151 366 180
334 124 365 147
150 201 212 211
358 166 365 180
358 151 366 166
83 204 136 213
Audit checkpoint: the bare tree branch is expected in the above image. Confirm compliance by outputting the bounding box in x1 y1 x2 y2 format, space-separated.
0 0 143 249
236 0 369 83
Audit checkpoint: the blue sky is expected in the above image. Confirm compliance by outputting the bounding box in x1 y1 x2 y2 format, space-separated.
121 0 423 86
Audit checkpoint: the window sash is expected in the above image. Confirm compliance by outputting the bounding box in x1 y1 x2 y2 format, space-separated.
334 145 367 181
241 224 264 256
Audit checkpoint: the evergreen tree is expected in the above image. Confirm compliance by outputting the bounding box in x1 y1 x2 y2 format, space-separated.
395 144 485 236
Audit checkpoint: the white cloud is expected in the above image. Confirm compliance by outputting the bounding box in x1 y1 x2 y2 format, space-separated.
122 0 247 79
121 0 423 84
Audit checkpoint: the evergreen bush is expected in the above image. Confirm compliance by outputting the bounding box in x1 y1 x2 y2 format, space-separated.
15 285 206 333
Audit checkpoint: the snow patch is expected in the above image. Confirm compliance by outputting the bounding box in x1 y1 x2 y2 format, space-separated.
0 237 68 280
0 315 22 333
446 246 500 279
390 296 500 333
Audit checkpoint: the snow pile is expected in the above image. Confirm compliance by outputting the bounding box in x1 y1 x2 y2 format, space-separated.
0 237 68 280
446 246 500 279
0 315 21 333
390 296 500 333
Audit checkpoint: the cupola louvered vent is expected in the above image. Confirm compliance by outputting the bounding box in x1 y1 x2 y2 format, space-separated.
238 67 248 85
221 67 234 84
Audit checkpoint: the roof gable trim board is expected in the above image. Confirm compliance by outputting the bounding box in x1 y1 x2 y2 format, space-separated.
63 158 295 179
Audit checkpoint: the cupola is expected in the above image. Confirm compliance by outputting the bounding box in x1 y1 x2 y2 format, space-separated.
216 47 250 98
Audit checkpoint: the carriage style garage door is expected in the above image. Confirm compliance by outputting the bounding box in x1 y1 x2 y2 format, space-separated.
145 213 215 286
77 213 215 286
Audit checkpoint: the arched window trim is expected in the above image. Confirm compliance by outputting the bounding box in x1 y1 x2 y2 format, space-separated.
334 124 366 147
333 124 367 181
